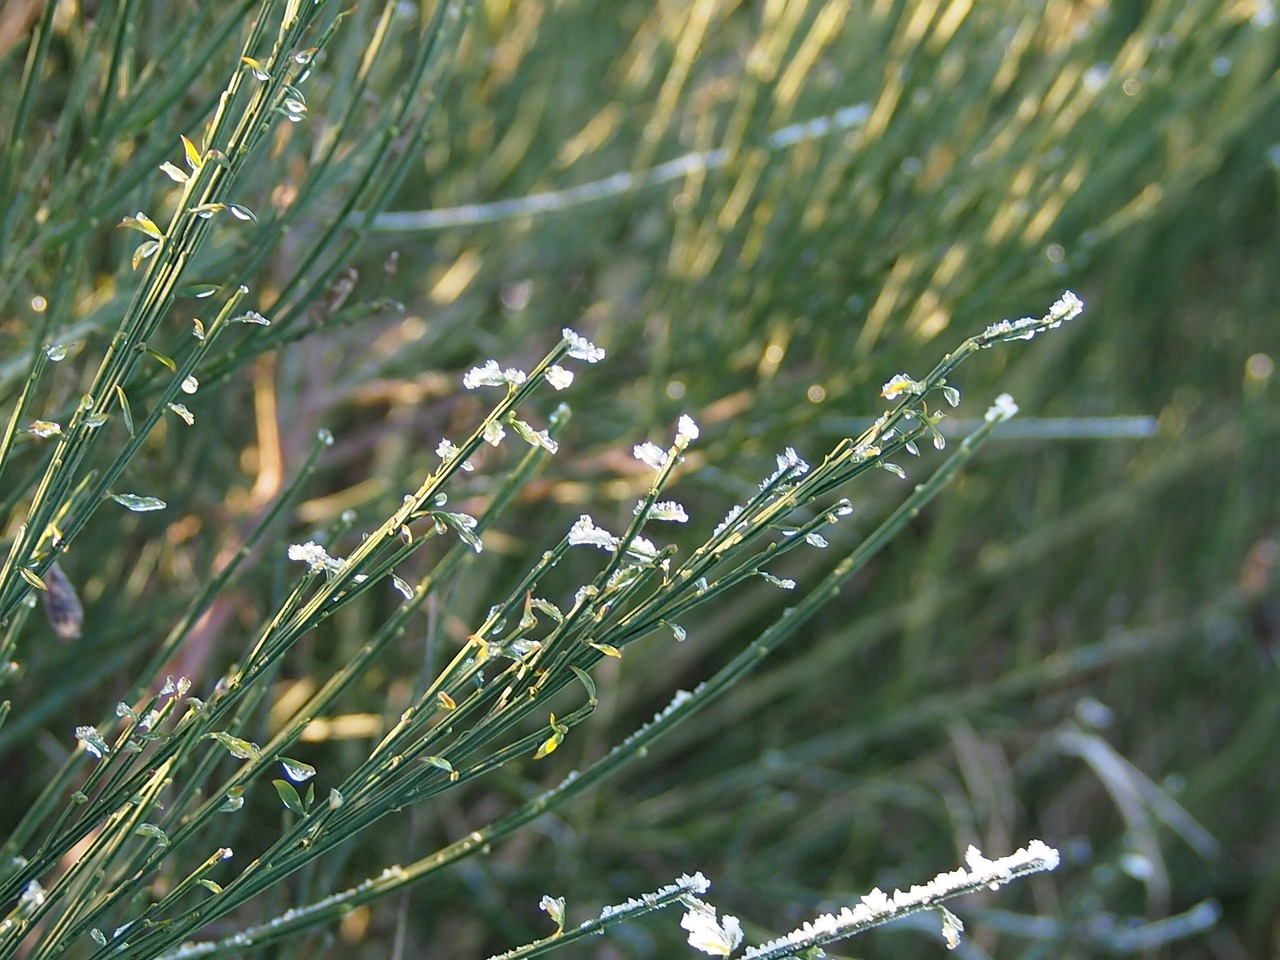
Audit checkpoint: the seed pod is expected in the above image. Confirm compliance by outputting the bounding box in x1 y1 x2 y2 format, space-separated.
41 560 84 642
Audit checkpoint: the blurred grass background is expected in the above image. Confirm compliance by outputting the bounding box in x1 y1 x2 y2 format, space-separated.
1 0 1278 957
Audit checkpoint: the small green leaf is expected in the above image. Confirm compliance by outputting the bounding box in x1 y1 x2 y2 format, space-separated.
135 823 169 847
119 212 162 239
132 239 160 271
198 880 223 894
218 787 245 813
570 665 597 703
422 756 459 780
20 567 47 591
144 346 177 372
272 779 306 815
241 56 270 80
158 161 189 183
181 134 203 171
530 597 564 622
208 731 261 760
114 384 134 436
188 202 227 219
533 713 568 760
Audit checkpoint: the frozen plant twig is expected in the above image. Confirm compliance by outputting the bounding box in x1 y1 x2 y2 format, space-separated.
737 840 1061 959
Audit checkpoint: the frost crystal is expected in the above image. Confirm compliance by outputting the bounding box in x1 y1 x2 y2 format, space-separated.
880 373 924 400
761 447 809 488
288 540 343 574
713 504 745 537
545 365 574 390
982 291 1084 344
984 393 1019 423
634 441 669 471
675 414 700 448
29 420 62 438
510 418 559 453
568 515 619 551
463 359 527 389
626 536 659 562
436 438 474 471
483 421 506 446
539 895 566 929
562 327 605 362
681 901 744 957
638 500 689 523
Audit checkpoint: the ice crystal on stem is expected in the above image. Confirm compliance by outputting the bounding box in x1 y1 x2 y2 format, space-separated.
984 393 1019 423
681 900 744 957
568 515 620 551
545 364 574 390
463 359 527 389
288 540 343 574
982 290 1083 344
880 373 924 400
562 327 605 362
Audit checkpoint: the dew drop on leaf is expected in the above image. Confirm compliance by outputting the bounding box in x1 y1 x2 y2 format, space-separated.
75 725 109 759
109 493 168 512
280 757 317 782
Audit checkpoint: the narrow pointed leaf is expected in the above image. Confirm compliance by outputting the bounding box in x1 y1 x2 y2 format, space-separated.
181 134 203 171
114 384 134 436
272 779 306 815
144 346 177 372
